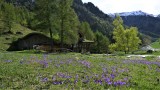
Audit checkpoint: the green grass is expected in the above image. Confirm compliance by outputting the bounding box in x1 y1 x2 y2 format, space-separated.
0 23 36 51
0 52 160 89
151 41 160 49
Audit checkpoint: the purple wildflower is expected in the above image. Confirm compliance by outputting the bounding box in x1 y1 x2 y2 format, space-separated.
76 74 79 79
124 77 128 81
64 75 72 79
41 77 48 82
74 74 79 84
104 78 110 83
82 76 90 84
156 68 160 72
108 81 112 85
57 72 65 78
55 64 60 67
82 79 90 84
5 60 12 63
111 66 117 73
102 68 107 73
94 80 102 84
43 54 48 60
67 59 73 64
39 60 48 68
79 60 91 68
94 74 99 78
20 61 23 64
53 81 63 85
52 76 56 81
74 80 78 84
110 74 115 79
114 81 126 86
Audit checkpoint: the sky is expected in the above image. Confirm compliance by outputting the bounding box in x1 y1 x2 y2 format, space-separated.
82 0 160 15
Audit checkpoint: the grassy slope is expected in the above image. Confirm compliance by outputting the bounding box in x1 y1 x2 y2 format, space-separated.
151 41 160 49
0 23 36 51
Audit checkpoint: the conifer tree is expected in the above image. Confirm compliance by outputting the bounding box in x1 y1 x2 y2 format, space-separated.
93 31 109 53
58 0 79 47
34 0 79 49
34 0 59 50
3 2 15 32
80 22 95 40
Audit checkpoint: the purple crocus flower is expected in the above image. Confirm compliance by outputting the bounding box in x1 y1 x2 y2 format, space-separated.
108 81 112 85
52 76 56 81
79 60 91 68
74 80 78 84
57 72 65 78
94 80 102 85
110 74 115 79
55 64 60 67
123 77 128 81
5 60 12 63
65 75 72 79
102 68 107 73
74 74 79 84
82 79 90 84
41 77 48 82
104 78 110 83
20 61 24 64
67 59 73 64
43 54 48 60
114 81 126 86
82 76 90 84
39 60 48 68
53 81 63 85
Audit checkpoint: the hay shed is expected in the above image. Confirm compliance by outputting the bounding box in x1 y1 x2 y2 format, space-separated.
7 33 54 51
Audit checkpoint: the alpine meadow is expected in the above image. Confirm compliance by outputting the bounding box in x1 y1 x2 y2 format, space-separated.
0 0 160 89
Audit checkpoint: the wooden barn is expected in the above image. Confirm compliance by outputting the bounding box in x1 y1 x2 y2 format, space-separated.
7 33 55 51
74 32 94 53
7 32 94 52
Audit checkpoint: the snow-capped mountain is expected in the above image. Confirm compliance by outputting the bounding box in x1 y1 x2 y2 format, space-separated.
109 10 154 17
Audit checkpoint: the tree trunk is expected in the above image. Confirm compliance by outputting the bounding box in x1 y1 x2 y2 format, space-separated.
60 18 64 48
125 51 127 54
49 27 54 52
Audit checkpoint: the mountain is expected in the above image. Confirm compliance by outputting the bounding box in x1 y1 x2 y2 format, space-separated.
73 0 113 38
121 15 160 39
83 2 112 21
110 10 154 17
157 14 160 18
109 11 160 39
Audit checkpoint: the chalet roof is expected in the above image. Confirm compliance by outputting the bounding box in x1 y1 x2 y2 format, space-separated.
82 39 94 43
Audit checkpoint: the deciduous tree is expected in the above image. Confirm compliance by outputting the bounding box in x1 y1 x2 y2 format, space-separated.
109 15 141 54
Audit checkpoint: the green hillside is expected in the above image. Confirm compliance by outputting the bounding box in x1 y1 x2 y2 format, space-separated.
151 41 160 49
0 23 35 51
0 0 111 53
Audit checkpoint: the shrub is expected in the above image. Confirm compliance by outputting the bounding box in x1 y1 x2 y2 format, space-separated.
147 50 153 54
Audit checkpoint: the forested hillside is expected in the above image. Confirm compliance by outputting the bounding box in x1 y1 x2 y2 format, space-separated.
0 0 111 53
73 0 113 38
5 0 35 10
121 16 160 39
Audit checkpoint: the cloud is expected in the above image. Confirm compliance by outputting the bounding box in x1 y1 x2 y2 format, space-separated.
82 0 160 15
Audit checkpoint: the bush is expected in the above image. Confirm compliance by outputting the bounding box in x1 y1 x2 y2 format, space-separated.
147 50 153 54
